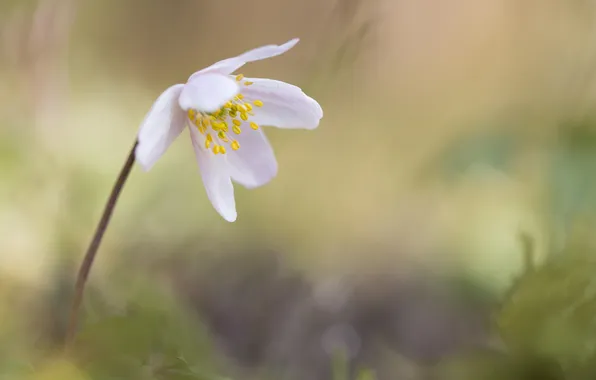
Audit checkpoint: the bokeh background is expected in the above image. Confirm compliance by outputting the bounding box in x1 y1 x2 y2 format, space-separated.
3 0 596 379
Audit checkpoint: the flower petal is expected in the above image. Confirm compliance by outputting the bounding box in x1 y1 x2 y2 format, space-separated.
189 126 237 222
136 84 186 171
179 73 239 113
226 128 278 189
190 38 300 78
241 78 323 129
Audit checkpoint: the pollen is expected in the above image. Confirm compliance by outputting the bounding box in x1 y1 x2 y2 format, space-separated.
235 74 244 81
187 92 265 155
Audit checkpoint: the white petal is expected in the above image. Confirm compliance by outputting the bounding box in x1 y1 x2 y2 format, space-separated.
189 38 300 78
227 128 278 189
179 73 239 113
241 78 323 129
189 126 237 222
136 84 186 171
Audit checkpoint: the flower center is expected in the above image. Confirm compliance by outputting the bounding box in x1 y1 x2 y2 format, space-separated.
187 74 264 155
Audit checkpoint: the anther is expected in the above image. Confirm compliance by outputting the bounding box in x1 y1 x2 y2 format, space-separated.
218 131 229 142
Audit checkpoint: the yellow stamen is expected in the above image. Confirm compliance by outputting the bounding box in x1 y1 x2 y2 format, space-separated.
212 121 226 131
244 81 253 86
188 88 262 155
218 131 229 142
235 74 244 81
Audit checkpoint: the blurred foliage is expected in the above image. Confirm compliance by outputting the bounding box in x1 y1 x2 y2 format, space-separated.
498 250 596 379
430 125 517 182
549 121 596 251
434 350 564 380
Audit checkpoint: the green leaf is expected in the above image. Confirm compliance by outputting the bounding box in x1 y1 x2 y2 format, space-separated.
433 350 563 380
355 368 376 380
498 253 596 376
430 129 516 182
548 121 596 251
71 282 219 379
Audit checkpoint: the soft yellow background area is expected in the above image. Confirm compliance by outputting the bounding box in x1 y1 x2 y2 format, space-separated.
1 0 595 312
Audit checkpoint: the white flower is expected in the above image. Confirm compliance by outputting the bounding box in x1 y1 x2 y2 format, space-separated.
135 38 323 222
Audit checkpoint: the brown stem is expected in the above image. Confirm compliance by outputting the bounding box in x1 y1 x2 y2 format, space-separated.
65 140 138 344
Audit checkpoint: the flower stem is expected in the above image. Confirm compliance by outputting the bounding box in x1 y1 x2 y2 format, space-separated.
65 140 138 344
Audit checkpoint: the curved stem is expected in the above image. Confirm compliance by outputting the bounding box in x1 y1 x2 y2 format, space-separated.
65 140 138 344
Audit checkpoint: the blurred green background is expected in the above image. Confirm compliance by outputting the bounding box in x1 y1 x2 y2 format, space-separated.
3 0 596 379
